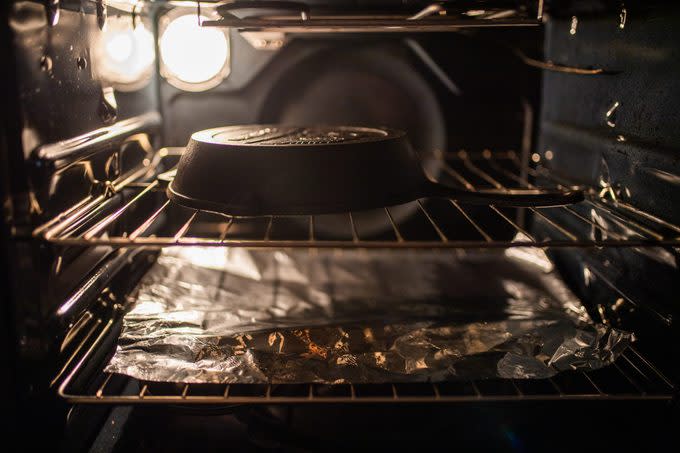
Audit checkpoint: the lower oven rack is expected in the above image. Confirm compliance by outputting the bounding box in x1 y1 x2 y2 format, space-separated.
35 150 680 249
58 317 675 405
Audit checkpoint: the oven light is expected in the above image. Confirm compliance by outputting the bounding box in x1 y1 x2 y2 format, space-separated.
92 21 155 91
105 33 134 63
159 14 230 91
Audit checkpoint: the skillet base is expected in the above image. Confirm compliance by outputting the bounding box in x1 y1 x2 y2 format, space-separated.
167 183 419 217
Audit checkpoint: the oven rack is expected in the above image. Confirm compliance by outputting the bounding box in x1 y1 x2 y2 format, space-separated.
35 151 680 249
58 318 675 405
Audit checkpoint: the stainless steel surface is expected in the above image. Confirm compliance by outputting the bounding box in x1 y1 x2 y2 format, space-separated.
407 4 445 21
513 48 607 75
35 112 161 162
32 149 161 239
35 150 680 248
11 1 158 157
202 0 541 33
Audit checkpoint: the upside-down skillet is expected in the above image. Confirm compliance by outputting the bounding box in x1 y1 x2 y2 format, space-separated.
167 125 583 216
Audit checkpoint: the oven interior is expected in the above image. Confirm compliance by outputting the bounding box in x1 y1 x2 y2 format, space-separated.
2 0 679 450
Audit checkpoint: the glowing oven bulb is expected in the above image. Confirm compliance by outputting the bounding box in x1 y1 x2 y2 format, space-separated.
105 33 134 63
160 15 230 90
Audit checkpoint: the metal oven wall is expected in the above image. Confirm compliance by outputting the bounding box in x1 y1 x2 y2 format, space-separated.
2 0 160 443
158 29 541 152
537 3 680 380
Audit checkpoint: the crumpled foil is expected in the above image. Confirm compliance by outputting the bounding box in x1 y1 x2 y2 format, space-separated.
105 247 633 383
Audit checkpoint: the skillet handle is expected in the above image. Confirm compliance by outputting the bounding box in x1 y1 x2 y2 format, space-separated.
424 182 584 207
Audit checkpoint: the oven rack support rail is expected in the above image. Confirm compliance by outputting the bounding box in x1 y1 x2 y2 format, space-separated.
200 0 544 33
201 16 541 34
57 317 676 405
34 150 680 249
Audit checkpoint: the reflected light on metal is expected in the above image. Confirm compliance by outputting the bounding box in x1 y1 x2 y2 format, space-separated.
92 18 154 91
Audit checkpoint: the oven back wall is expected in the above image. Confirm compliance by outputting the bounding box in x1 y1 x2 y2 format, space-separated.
159 29 541 155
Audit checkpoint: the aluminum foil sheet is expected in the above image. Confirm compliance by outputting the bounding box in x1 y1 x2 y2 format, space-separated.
105 247 633 383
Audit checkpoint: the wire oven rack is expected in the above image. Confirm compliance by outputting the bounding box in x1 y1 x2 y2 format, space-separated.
36 150 680 249
58 317 676 405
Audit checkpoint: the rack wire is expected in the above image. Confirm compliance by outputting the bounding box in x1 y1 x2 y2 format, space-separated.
57 315 676 405
35 151 680 249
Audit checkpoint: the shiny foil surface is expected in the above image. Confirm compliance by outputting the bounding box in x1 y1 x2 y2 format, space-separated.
105 247 633 383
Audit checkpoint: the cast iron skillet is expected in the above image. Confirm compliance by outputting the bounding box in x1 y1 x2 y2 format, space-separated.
168 125 583 216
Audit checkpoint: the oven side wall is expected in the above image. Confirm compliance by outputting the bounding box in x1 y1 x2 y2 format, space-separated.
2 1 161 446
538 4 680 379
